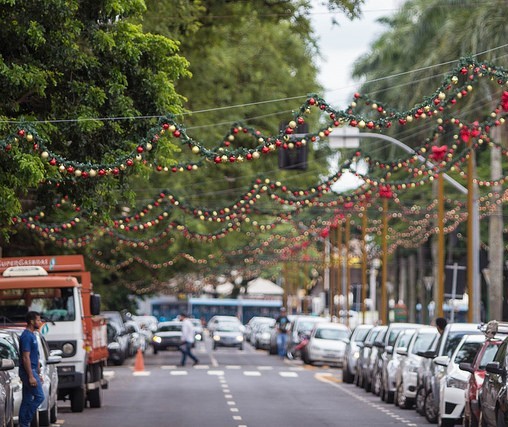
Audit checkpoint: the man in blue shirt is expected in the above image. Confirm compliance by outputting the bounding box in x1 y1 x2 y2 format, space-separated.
275 307 290 359
19 311 44 427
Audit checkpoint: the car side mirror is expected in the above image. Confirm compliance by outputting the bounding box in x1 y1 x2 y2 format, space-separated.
0 359 15 371
459 362 474 374
385 345 394 355
47 355 62 365
434 355 450 367
418 350 436 359
90 294 101 316
357 342 365 348
486 362 506 376
396 347 408 356
373 341 385 348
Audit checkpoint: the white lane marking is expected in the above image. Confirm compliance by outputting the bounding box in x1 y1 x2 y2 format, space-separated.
243 371 261 376
230 408 239 412
160 365 177 369
132 371 151 376
170 371 188 376
227 401 236 406
208 370 225 376
288 366 305 371
233 416 242 420
194 365 209 369
257 366 273 370
315 374 415 425
279 372 298 377
225 394 233 398
226 365 241 369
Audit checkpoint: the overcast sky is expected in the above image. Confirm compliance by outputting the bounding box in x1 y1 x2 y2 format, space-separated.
311 0 403 108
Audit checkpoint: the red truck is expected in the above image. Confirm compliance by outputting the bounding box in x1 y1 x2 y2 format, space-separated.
0 255 108 412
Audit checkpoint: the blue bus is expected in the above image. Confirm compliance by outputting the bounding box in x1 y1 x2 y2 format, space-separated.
152 298 282 324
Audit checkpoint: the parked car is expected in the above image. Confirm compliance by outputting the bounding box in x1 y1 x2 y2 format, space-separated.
460 326 504 427
0 330 21 427
421 323 482 424
479 322 508 427
125 320 146 356
394 326 439 409
151 321 183 354
249 318 275 346
212 322 244 350
371 322 420 398
252 321 275 350
245 316 274 342
382 326 420 403
437 334 485 427
358 325 388 392
0 345 15 427
106 321 130 365
342 324 373 384
301 322 350 366
286 315 329 360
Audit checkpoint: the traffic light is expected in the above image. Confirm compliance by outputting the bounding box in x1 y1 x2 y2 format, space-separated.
278 122 308 170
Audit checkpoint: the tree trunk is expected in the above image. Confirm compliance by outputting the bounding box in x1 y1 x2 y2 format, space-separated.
488 126 504 321
408 254 416 322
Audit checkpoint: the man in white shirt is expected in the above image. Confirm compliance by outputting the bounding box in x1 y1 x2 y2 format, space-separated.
178 313 199 366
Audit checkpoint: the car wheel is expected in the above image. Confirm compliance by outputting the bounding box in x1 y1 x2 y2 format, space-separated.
153 347 158 355
88 365 103 408
213 342 217 350
439 414 456 427
374 372 382 396
497 409 507 427
364 375 372 392
386 390 395 404
416 386 426 415
239 344 244 351
50 401 58 424
342 364 354 384
397 382 412 409
425 390 438 423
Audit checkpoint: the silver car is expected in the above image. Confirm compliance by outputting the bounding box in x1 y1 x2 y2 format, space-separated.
394 326 438 409
342 324 373 384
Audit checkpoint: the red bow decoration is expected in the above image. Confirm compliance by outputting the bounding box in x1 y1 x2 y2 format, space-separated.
502 91 508 112
379 184 393 199
319 227 330 238
429 145 448 162
344 201 354 210
460 127 471 143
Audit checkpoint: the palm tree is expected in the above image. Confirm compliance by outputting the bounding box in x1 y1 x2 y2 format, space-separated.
351 0 508 320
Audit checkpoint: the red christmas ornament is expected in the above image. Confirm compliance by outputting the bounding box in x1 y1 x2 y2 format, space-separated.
173 130 181 138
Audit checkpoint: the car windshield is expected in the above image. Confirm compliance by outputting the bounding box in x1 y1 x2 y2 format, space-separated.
411 332 437 355
478 342 500 369
217 323 242 332
454 341 483 364
396 331 415 349
388 328 407 346
0 335 18 363
0 286 76 322
353 328 371 342
315 328 349 341
444 331 477 358
298 320 322 332
158 324 182 332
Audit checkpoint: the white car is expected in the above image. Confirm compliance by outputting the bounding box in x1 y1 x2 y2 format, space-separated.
437 334 485 427
303 322 350 366
395 326 439 408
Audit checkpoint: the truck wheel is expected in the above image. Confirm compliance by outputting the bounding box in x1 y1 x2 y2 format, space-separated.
70 386 86 413
88 365 103 408
88 386 103 408
30 410 40 427
50 401 58 424
39 408 50 426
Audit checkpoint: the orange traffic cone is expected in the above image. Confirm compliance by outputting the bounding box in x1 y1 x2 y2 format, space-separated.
134 348 145 372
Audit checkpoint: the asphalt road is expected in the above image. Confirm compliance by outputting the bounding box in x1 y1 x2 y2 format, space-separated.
51 338 433 427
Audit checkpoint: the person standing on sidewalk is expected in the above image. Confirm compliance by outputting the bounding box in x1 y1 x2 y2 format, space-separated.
275 307 290 359
178 313 199 366
19 311 45 427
